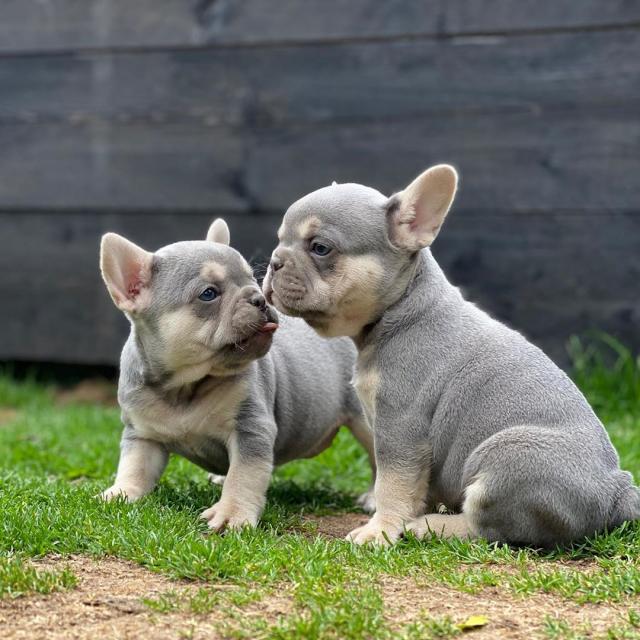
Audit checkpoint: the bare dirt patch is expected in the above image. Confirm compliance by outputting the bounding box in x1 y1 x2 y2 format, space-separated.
299 514 640 636
0 408 19 426
0 556 289 640
382 575 636 639
55 380 118 408
303 512 369 538
2 552 638 639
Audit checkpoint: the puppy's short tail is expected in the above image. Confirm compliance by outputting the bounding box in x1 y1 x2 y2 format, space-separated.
609 473 640 527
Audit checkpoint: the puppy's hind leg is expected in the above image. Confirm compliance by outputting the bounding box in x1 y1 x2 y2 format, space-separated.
609 475 640 527
207 473 226 486
405 513 473 540
459 425 627 547
345 414 377 513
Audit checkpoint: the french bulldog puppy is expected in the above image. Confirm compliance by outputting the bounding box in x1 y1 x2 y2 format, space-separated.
263 165 640 547
99 220 374 531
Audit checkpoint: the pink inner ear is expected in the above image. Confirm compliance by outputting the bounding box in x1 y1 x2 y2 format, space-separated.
101 233 153 312
124 261 152 303
127 278 143 298
409 202 422 230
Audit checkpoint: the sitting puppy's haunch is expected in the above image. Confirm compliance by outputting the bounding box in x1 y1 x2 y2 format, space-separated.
99 220 374 531
263 165 640 547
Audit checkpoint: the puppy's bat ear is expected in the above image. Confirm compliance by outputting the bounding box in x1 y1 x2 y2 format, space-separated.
206 218 231 245
387 164 458 252
100 233 154 313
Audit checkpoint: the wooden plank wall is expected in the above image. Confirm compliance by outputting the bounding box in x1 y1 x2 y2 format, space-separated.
1 1 639 366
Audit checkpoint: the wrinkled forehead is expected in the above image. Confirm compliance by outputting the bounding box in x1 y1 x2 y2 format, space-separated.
279 183 389 245
154 241 254 287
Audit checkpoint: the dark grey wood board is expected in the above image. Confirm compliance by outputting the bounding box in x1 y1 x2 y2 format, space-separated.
244 109 640 214
2 30 639 124
1 30 638 212
1 108 638 213
1 1 639 53
2 210 638 366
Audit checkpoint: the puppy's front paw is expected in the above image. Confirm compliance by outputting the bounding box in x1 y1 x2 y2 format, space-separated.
356 488 376 514
346 515 404 547
99 485 142 502
200 501 259 533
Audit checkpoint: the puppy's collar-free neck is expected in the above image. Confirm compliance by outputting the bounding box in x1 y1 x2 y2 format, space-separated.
353 249 452 352
352 253 420 350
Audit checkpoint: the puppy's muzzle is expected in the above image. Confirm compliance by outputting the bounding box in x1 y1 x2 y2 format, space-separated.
232 288 279 343
267 253 308 306
263 254 285 306
247 290 279 332
248 291 268 312
270 255 284 273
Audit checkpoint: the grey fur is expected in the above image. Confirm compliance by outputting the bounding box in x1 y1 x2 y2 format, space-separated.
99 221 374 531
264 169 640 547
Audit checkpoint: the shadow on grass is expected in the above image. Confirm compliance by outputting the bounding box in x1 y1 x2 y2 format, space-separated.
152 478 359 519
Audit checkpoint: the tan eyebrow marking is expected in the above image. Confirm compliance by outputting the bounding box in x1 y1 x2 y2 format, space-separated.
296 216 321 239
200 261 227 282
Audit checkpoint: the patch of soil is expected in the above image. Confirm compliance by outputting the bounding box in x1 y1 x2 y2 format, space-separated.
304 512 369 538
55 380 118 408
302 514 639 636
382 575 635 639
0 556 289 640
0 408 19 426
2 549 637 639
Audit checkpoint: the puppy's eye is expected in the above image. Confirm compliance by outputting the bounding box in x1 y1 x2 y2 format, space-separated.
198 287 219 302
310 241 332 257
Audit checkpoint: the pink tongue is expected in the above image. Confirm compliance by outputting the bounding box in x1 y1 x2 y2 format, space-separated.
259 322 279 334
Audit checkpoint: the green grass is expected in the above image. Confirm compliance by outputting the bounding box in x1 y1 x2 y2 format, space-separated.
0 336 639 638
0 555 76 598
143 585 263 614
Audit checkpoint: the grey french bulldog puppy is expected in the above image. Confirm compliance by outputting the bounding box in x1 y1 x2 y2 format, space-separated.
263 165 640 547
99 219 375 531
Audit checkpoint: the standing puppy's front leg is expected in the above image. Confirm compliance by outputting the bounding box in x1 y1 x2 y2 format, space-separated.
201 428 274 532
347 417 431 546
101 430 169 502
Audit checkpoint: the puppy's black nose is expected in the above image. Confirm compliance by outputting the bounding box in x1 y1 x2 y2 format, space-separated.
249 292 267 311
270 255 284 272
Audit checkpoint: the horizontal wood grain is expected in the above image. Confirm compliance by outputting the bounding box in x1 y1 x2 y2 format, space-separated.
2 30 638 124
1 30 638 212
1 1 639 54
1 107 638 213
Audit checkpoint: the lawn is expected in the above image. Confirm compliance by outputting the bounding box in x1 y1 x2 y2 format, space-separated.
0 337 639 639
